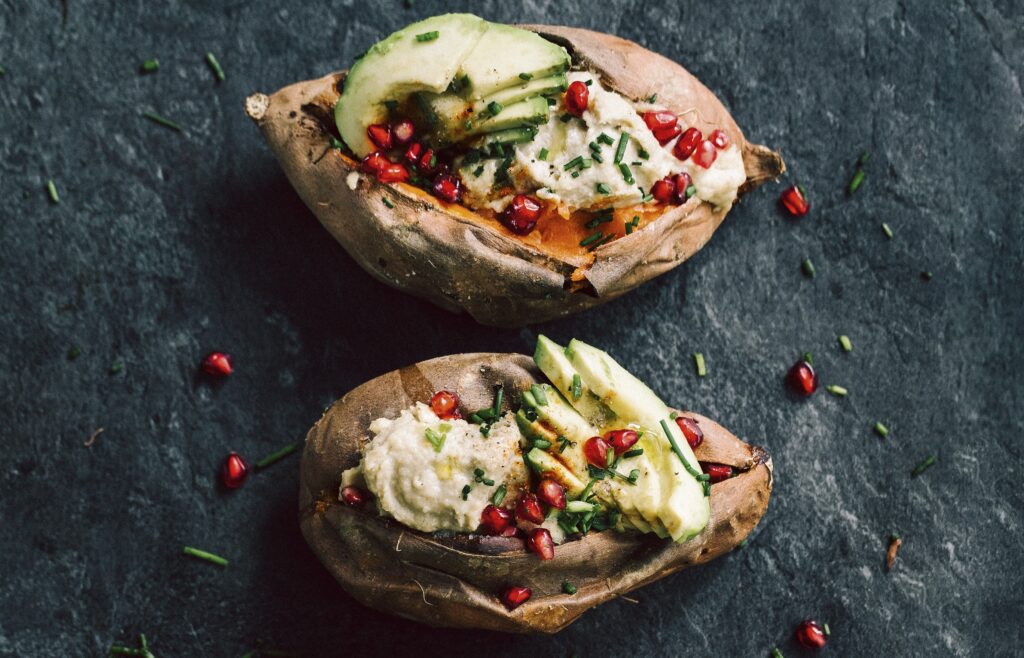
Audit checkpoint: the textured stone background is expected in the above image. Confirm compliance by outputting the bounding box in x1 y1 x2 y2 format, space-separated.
1 0 1021 656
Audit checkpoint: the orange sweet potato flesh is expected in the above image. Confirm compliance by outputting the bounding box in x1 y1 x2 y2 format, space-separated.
299 353 773 634
246 24 784 327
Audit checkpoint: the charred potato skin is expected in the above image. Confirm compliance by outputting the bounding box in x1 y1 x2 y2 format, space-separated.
300 353 773 634
247 25 785 327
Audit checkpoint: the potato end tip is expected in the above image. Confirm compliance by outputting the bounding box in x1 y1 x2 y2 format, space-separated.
245 92 270 122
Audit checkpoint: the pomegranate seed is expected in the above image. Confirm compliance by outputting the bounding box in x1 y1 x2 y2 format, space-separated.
709 129 730 149
691 139 718 169
583 436 612 468
515 493 545 525
201 352 233 376
431 173 463 204
341 486 366 506
480 504 513 535
673 127 702 160
527 528 555 560
536 478 566 510
651 177 675 204
501 586 531 610
501 194 542 235
671 172 694 204
564 80 589 117
787 360 818 396
653 124 682 145
221 452 249 489
642 110 678 132
605 429 639 455
366 123 392 150
780 185 811 217
376 162 410 184
391 119 415 145
360 151 389 175
428 390 461 420
404 142 423 164
417 148 441 176
795 619 828 649
702 463 734 483
675 416 704 450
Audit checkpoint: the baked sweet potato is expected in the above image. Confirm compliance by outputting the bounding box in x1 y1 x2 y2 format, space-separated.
246 24 784 327
299 353 773 633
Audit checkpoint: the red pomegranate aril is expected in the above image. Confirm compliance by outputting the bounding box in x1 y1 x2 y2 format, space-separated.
653 123 682 145
527 528 555 560
429 390 461 420
360 151 389 174
673 127 702 160
671 172 694 204
376 162 410 184
391 119 415 145
780 185 811 217
366 123 392 150
787 360 818 396
221 452 249 489
404 142 423 164
605 429 639 455
501 194 542 235
651 177 675 204
709 129 730 149
201 352 233 376
564 80 589 116
642 110 678 132
795 619 828 649
536 478 566 510
480 504 513 535
501 586 532 610
431 173 463 204
702 463 734 483
341 486 366 506
417 148 441 176
692 139 718 169
675 416 704 450
515 493 546 525
583 436 612 468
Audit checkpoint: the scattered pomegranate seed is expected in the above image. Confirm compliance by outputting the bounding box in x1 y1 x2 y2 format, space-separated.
605 429 639 454
201 352 233 377
501 194 542 235
536 478 566 510
341 486 366 506
376 162 410 184
515 493 546 525
651 177 675 204
702 463 734 483
366 123 392 150
691 139 718 168
391 119 415 145
675 416 704 450
564 80 589 116
642 110 678 132
780 185 811 217
429 390 461 420
583 436 612 468
671 172 694 204
653 124 682 145
527 528 555 560
795 619 828 649
480 504 513 535
360 151 389 175
673 127 702 160
221 452 249 489
787 359 818 396
404 142 423 164
501 586 532 610
709 129 730 149
431 173 463 204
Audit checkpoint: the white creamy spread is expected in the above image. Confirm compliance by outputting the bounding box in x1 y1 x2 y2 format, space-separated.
458 72 746 214
341 403 528 533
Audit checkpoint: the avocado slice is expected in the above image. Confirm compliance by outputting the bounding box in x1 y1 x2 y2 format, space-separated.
565 339 711 542
470 74 567 116
525 448 585 496
458 22 570 100
534 335 617 428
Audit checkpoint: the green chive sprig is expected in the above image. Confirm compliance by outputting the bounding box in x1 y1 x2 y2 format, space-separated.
255 441 301 469
415 31 440 42
838 335 853 352
848 150 869 195
614 132 629 164
562 581 577 595
538 147 548 161
67 345 81 359
580 231 603 247
46 179 60 204
491 484 507 506
205 52 225 81
139 58 159 74
693 352 707 377
882 222 893 239
142 110 181 131
596 182 611 195
571 374 582 400
911 455 936 477
874 422 889 438
826 384 848 397
801 258 816 278
183 546 228 567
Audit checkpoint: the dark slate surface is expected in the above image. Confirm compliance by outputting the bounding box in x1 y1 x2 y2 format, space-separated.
1 1 1021 656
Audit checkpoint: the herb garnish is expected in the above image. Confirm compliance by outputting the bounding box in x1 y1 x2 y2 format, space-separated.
518 72 533 81
487 101 503 117
839 335 852 352
622 448 643 459
801 258 816 278
591 151 604 164
205 52 225 82
580 231 603 247
596 183 611 195
538 147 548 161
882 222 893 239
874 422 889 438
597 133 614 146
693 352 707 377
618 163 634 184
461 484 471 501
848 163 867 194
491 484 507 505
557 435 573 453
826 384 848 397
139 58 159 73
562 581 577 595
46 179 60 204
424 427 446 452
109 633 155 658
571 375 582 400
183 546 228 567
638 146 650 159
142 110 181 131
255 440 301 469
563 155 585 171
67 345 81 359
911 455 936 477
415 31 440 42
109 360 124 374
382 197 395 209
614 133 629 164
646 93 658 103
585 212 614 229
559 113 573 123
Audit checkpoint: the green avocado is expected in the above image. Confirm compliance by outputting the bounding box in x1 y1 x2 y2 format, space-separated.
525 447 585 496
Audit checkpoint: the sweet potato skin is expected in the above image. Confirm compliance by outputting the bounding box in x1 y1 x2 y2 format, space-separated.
299 353 773 634
247 25 784 327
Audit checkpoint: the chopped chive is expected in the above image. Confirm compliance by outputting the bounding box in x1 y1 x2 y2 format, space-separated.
255 440 301 469
591 152 603 164
533 439 552 451
183 546 228 567
571 374 582 400
848 168 866 194
491 484 507 505
557 436 572 453
641 192 655 203
882 222 894 239
823 622 831 637
627 469 640 483
530 384 548 406
625 223 633 235
614 132 629 164
857 151 871 167
579 231 603 247
826 384 848 397
618 163 634 184
874 422 889 438
424 428 446 452
492 385 504 417
660 419 707 494
473 164 485 177
622 448 644 459
560 113 573 123
584 79 593 86
473 467 485 478
838 335 853 352
382 197 395 209
46 179 60 204
481 478 495 486
564 155 585 171
109 360 124 374
415 31 440 42
67 345 81 360
771 649 784 658
329 137 343 150
596 183 611 195
546 97 556 106
461 484 471 500
589 140 601 153
921 270 933 281
487 101 503 117
571 171 581 179
518 72 533 81
562 581 577 595
645 93 657 103
801 258 816 278
685 184 697 199
205 52 225 81
637 147 650 159
632 215 640 227
911 455 936 477
584 213 614 229
693 352 707 377
537 147 549 161
139 58 159 73
142 110 181 131
597 133 614 146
